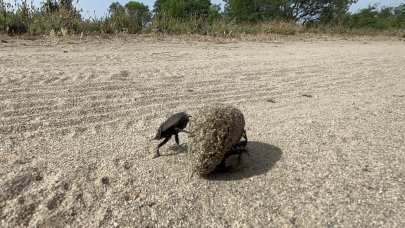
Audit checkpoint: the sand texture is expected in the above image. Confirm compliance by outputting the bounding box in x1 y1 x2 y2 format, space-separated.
1 37 404 227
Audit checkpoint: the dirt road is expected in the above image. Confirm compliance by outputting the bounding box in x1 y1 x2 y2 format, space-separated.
1 37 404 227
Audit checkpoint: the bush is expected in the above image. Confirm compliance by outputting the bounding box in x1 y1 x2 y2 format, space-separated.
29 7 83 35
0 0 30 35
0 0 83 35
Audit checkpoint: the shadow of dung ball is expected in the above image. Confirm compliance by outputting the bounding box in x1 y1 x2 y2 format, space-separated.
188 104 245 176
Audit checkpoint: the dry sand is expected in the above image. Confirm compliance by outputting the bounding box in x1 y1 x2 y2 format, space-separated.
0 36 404 227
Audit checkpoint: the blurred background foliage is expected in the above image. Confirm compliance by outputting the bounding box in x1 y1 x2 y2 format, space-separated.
0 0 404 36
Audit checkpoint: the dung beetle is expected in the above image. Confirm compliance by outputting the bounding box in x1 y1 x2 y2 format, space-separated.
228 129 248 157
217 130 249 171
152 112 191 157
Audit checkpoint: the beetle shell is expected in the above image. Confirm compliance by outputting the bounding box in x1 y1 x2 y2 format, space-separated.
154 112 190 140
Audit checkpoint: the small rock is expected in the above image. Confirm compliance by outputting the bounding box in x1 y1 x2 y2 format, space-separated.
120 70 129 76
101 177 110 185
123 161 132 169
35 175 43 181
17 196 25 204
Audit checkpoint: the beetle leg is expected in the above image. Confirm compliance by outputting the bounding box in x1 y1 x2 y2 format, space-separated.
156 136 172 156
238 148 242 160
181 129 192 134
237 130 248 147
175 128 193 137
175 133 180 145
175 128 190 134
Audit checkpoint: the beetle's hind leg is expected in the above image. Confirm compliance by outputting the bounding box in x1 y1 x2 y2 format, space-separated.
175 133 188 152
155 135 172 157
175 133 180 145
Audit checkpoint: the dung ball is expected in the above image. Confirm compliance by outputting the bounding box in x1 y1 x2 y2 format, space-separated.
188 103 246 176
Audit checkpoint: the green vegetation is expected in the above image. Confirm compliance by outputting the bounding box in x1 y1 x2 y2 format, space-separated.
0 0 404 37
223 0 357 24
345 4 405 30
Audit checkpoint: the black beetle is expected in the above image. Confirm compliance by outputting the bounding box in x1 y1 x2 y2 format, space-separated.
217 130 248 171
152 112 191 157
228 129 248 156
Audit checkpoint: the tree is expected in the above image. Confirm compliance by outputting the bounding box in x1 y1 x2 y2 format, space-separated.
207 4 222 22
185 0 211 19
224 0 280 22
107 1 151 33
344 4 405 29
125 1 151 27
154 0 211 20
109 2 126 16
41 0 81 19
43 0 59 13
393 4 405 28
285 0 358 25
224 0 358 24
59 0 74 10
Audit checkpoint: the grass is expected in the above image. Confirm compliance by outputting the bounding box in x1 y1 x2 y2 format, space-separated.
1 0 404 39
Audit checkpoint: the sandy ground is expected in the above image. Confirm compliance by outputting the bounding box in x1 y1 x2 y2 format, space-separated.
0 36 404 227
